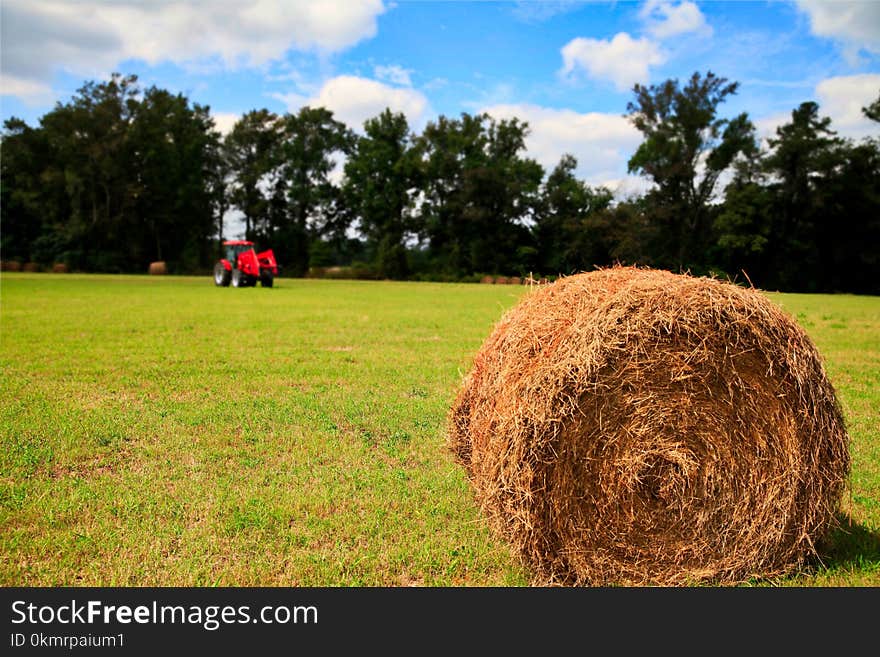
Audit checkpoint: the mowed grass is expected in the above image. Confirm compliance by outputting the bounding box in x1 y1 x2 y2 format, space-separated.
1 273 877 586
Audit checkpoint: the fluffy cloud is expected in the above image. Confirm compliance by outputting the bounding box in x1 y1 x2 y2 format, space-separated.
275 75 430 131
480 103 645 193
796 0 880 62
640 1 712 39
752 112 791 142
0 0 386 84
0 74 55 105
754 74 880 143
560 33 666 91
211 112 241 136
816 74 880 139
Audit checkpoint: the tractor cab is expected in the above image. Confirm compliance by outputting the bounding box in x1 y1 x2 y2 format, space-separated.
214 240 279 288
224 241 254 266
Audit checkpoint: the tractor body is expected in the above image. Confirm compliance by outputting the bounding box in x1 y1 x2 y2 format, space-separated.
214 240 278 287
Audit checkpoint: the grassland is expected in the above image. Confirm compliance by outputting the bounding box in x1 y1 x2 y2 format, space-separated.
1 273 877 586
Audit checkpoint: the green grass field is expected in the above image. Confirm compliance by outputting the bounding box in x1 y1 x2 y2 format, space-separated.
1 273 878 586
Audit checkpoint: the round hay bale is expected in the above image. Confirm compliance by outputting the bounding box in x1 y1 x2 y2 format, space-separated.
448 266 850 586
148 261 167 275
494 276 509 285
507 276 522 285
1 261 22 272
52 263 68 273
480 276 495 285
22 262 39 272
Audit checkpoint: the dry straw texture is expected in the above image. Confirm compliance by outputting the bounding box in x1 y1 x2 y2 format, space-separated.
449 267 850 585
148 261 167 275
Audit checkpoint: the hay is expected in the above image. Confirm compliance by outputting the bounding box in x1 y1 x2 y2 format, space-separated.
52 263 68 273
448 266 850 586
148 261 167 275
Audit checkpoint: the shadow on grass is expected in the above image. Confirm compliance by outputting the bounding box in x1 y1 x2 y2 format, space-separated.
815 514 880 572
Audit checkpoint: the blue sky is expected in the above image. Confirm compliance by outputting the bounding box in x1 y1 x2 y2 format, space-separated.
2 1 879 197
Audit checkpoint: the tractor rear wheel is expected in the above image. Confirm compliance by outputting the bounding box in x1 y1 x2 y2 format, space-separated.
260 272 274 288
214 262 231 287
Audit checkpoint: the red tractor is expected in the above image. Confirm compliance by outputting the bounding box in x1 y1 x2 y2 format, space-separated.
214 240 278 288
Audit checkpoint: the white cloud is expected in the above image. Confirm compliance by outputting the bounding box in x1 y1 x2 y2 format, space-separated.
640 1 712 40
816 74 880 139
753 111 791 143
560 33 666 91
754 74 880 144
328 157 347 187
373 64 413 87
0 0 386 89
276 75 430 131
0 73 55 105
599 175 656 200
796 0 880 63
480 103 644 192
211 112 241 136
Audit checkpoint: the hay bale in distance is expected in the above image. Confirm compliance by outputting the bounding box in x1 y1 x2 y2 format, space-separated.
52 263 68 273
148 261 167 275
448 266 850 586
22 262 39 272
525 275 550 286
480 276 494 285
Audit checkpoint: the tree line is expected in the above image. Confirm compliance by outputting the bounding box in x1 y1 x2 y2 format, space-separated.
2 71 878 293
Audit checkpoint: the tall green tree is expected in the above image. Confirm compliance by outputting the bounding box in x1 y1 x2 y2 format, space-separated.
762 101 842 290
416 112 489 275
223 109 282 242
417 112 543 276
128 86 222 270
821 138 880 293
626 71 756 270
534 154 613 275
468 116 544 274
1 73 223 272
37 73 140 270
343 109 420 279
713 171 773 283
278 106 353 276
1 118 56 264
716 97 880 293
